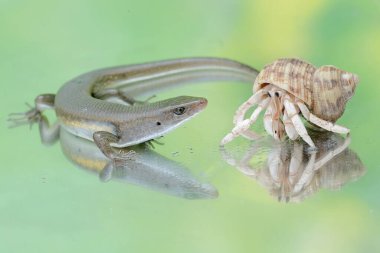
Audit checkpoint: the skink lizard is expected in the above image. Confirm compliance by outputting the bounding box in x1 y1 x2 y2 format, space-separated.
9 57 259 160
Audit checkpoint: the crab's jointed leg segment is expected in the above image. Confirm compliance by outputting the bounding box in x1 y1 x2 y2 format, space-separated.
221 97 270 145
297 102 350 134
239 129 261 141
233 88 268 124
283 110 299 140
283 96 316 148
263 103 274 137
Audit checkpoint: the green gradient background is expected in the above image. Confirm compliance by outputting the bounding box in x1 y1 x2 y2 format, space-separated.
1 0 380 252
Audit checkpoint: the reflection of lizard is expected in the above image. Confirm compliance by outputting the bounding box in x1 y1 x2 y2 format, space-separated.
9 58 259 161
220 132 365 203
60 129 218 199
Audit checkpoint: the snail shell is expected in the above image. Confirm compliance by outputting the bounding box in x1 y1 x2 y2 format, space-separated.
253 58 359 122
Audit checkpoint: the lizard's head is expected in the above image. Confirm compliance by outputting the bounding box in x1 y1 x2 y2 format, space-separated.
117 96 208 146
152 96 208 132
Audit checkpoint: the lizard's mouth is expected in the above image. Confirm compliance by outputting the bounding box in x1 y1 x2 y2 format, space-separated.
189 97 208 113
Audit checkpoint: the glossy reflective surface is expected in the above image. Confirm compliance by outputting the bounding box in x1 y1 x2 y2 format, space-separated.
1 0 380 252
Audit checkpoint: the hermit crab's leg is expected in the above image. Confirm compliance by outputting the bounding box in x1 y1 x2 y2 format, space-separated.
283 110 299 140
313 134 351 171
233 88 269 124
263 103 274 137
221 97 270 145
238 93 270 140
239 85 282 140
283 95 316 148
240 129 261 141
274 90 298 140
296 102 350 134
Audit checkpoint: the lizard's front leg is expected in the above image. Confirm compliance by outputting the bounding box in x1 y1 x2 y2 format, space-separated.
93 131 136 160
8 94 60 145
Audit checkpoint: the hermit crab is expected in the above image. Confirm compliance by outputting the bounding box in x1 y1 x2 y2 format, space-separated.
221 58 359 148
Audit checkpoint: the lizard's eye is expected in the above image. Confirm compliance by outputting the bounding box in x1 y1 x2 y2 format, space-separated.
173 107 186 115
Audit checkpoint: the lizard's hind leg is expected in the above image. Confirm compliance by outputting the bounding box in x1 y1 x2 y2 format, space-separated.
8 94 60 145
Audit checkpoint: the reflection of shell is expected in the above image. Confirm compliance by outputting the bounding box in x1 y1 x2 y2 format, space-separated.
220 131 366 203
253 58 359 122
318 148 365 190
266 133 365 202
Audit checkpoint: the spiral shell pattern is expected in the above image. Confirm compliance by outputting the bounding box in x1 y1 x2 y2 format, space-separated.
253 58 359 122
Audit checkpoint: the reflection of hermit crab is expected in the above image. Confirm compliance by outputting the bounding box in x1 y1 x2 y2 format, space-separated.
221 58 359 148
220 132 365 203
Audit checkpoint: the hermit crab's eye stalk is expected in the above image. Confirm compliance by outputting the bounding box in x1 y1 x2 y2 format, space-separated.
173 107 186 115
